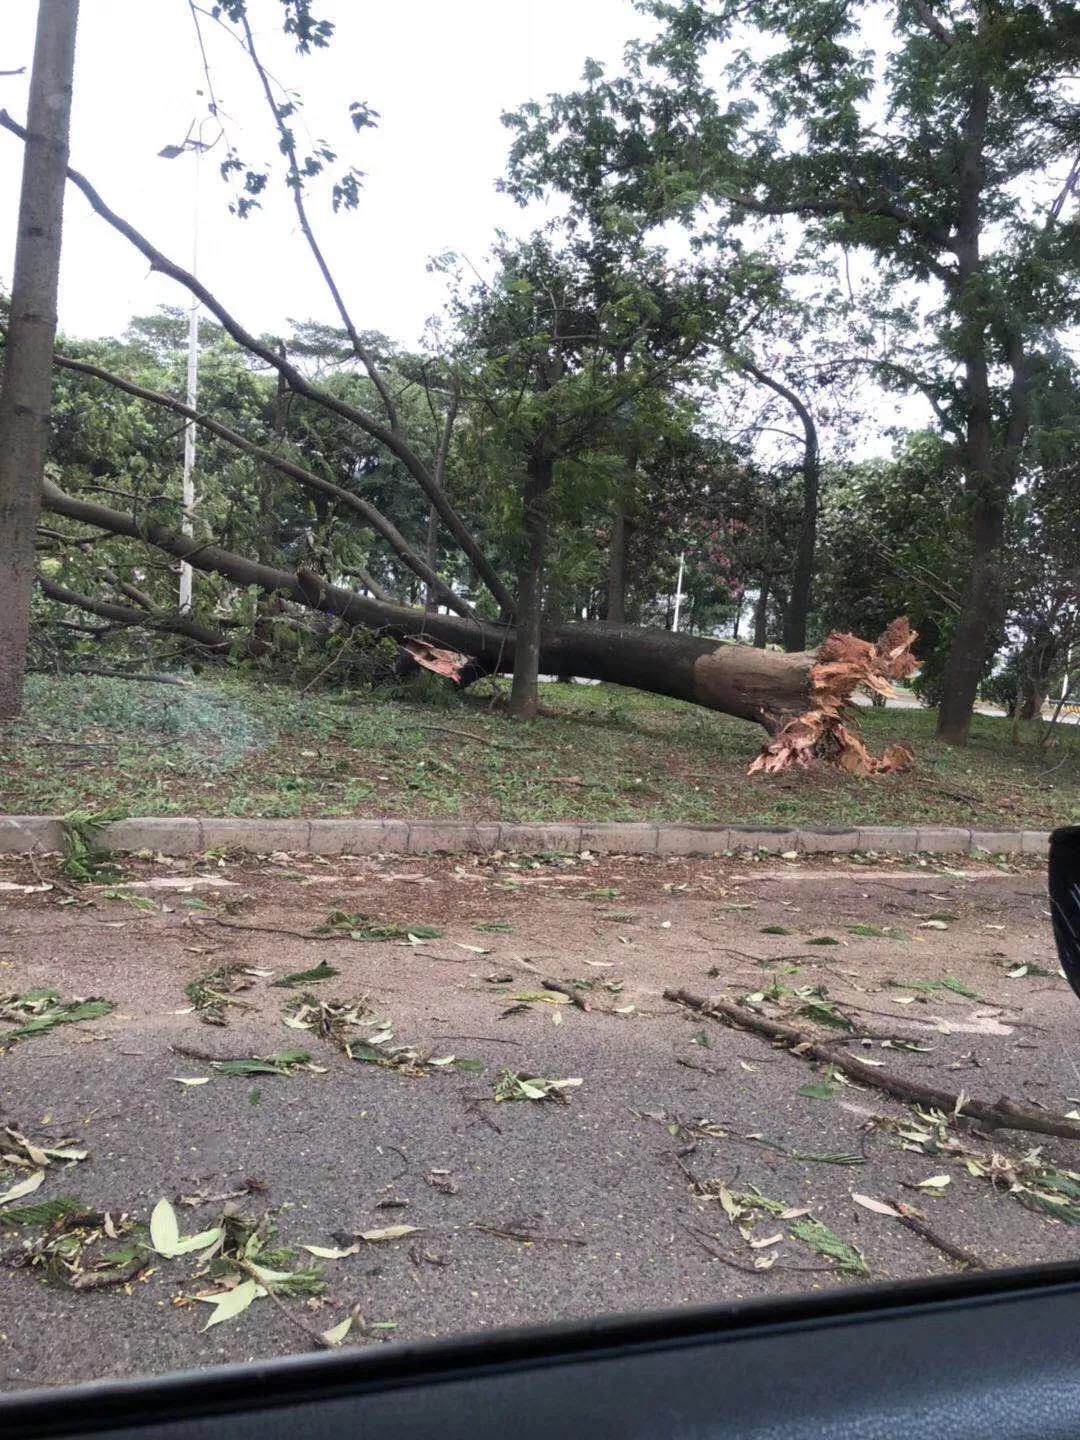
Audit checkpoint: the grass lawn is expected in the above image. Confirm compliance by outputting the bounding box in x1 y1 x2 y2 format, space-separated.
2 671 1078 830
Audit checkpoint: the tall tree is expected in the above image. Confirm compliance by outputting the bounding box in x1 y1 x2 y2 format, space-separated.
0 0 79 719
511 0 1080 740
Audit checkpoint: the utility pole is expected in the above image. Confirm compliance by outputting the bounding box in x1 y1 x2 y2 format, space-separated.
160 119 213 613
672 552 686 633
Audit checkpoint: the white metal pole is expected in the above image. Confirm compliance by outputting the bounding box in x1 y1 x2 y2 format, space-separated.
179 143 200 614
672 552 685 633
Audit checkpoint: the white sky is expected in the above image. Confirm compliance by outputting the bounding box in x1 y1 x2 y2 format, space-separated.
1 0 641 345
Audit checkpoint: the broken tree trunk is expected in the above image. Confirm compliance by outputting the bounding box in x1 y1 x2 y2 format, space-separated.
40 479 917 768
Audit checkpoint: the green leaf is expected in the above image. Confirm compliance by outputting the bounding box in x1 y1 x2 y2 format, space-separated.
199 1278 265 1330
798 1082 840 1102
149 1198 180 1257
212 1051 310 1077
797 1000 853 1031
789 1218 869 1276
760 924 792 936
271 962 339 988
940 977 982 1000
0 1197 83 1230
321 1316 353 1347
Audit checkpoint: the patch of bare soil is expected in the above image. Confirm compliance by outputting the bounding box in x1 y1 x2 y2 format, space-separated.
0 848 1072 1393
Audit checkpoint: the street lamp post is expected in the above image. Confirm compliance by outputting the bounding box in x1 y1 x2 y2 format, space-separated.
672 552 686 633
159 119 214 613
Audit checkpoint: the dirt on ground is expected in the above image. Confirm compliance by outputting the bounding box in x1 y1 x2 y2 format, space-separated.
0 845 1076 1392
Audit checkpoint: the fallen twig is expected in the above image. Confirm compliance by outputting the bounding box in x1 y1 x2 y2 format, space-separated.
209 917 331 941
170 1043 229 1063
541 978 589 1010
682 1224 832 1276
236 1258 334 1350
471 1222 586 1246
27 846 87 905
66 1256 146 1290
413 723 536 752
664 988 1080 1141
893 1210 984 1270
432 1033 523 1047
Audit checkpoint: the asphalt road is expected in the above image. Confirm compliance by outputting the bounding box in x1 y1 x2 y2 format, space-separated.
0 848 1075 1392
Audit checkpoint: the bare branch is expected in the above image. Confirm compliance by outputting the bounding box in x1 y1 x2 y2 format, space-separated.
37 574 231 650
910 0 956 46
237 14 400 430
342 566 396 603
820 354 964 439
0 108 514 615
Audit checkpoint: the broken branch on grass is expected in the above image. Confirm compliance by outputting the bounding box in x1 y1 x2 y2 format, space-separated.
664 988 1080 1141
0 109 512 613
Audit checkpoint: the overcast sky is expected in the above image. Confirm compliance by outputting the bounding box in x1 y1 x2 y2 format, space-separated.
1 0 641 345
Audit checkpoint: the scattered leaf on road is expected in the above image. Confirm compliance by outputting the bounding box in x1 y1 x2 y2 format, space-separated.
851 1194 901 1217
321 1317 353 1347
198 1278 264 1330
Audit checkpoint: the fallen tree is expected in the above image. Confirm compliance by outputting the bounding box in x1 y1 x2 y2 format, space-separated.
2 107 918 772
41 476 917 767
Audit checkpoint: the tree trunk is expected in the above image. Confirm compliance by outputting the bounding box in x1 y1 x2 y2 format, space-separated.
935 45 1030 746
0 0 80 720
741 362 819 654
253 345 288 654
606 504 629 623
509 448 552 718
42 479 826 734
753 579 770 649
935 492 1006 745
424 504 439 612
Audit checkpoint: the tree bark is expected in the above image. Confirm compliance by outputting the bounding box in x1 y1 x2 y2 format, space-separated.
753 579 770 649
606 503 629 624
40 478 823 734
935 30 1030 745
741 362 819 653
509 448 552 717
0 0 79 719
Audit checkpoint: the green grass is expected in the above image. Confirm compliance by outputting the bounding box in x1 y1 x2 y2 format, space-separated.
1 672 1077 830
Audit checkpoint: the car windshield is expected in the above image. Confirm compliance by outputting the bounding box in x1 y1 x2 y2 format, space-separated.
1 0 1079 1399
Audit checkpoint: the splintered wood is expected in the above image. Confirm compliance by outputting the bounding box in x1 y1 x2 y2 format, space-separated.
749 618 919 777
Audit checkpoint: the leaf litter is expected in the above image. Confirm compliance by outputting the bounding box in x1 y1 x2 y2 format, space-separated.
185 962 259 1024
284 994 483 1076
0 989 115 1048
0 1126 89 1203
493 1069 583 1103
312 911 441 943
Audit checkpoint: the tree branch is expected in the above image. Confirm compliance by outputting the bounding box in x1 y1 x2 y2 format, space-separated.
37 574 231 650
725 187 955 260
910 0 956 46
827 355 965 439
237 14 400 431
0 108 514 615
39 342 476 620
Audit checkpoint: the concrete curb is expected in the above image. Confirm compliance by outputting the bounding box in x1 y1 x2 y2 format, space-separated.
0 815 1051 859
